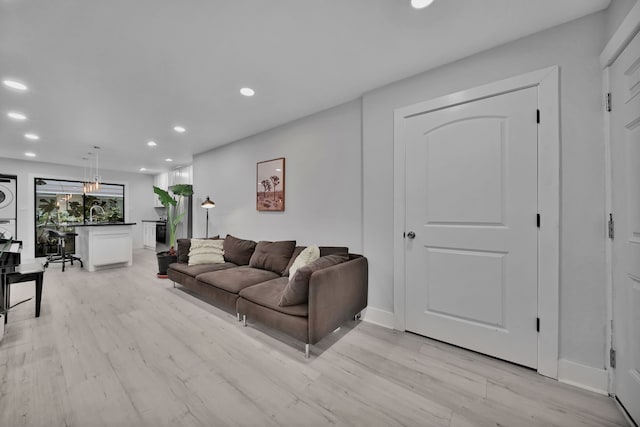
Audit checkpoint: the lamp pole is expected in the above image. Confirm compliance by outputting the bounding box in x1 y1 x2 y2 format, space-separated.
201 196 216 237
205 209 210 237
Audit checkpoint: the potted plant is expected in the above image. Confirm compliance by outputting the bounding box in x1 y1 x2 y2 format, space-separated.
153 183 193 277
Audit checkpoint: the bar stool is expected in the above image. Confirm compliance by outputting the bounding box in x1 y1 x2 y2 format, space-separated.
44 229 83 272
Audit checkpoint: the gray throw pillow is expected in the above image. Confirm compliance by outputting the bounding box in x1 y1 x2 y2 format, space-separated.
282 246 350 276
176 238 191 263
249 240 296 274
319 246 349 257
278 254 349 307
223 234 257 265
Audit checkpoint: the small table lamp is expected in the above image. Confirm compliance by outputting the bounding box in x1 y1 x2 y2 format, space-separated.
201 196 216 237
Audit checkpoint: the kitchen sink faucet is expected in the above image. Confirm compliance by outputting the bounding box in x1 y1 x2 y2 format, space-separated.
89 205 106 223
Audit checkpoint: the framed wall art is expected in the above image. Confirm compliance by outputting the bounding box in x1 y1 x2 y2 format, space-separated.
256 157 285 211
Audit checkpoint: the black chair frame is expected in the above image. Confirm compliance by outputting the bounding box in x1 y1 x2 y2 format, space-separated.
44 229 83 272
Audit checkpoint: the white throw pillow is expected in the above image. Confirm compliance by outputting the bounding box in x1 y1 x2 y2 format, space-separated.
288 245 320 282
188 239 225 265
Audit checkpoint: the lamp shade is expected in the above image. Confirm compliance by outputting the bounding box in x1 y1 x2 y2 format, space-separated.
201 196 216 209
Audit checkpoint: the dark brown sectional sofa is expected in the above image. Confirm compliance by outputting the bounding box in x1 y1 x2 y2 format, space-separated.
167 235 368 357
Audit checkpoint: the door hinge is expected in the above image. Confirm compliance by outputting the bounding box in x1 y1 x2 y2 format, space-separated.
536 109 540 123
537 213 540 228
608 213 614 239
610 348 616 368
536 317 540 332
606 93 612 112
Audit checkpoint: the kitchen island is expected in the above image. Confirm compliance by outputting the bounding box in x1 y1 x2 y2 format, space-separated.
74 223 136 272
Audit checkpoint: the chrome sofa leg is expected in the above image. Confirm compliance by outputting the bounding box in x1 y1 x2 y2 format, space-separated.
242 315 247 327
354 312 362 321
304 344 310 359
173 281 176 288
237 312 241 321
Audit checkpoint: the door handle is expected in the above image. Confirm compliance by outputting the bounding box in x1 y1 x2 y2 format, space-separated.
406 231 416 239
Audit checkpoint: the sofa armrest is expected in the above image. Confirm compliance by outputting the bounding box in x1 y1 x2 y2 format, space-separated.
307 256 368 344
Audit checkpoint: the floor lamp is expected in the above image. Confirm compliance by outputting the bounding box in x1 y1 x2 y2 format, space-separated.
201 196 216 237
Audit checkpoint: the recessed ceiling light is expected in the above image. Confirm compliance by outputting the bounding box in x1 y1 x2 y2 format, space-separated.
165 158 173 162
24 133 39 140
240 87 255 97
7 111 27 120
3 80 28 91
275 168 281 172
411 0 434 9
24 151 36 157
173 126 186 133
147 140 157 147
140 167 147 172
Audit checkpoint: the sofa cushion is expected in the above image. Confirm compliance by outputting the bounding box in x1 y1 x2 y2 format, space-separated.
177 236 219 263
249 240 296 275
188 239 225 265
168 261 236 278
282 246 350 276
223 235 257 266
279 254 349 306
283 246 306 276
177 238 191 263
319 246 349 257
288 245 320 281
197 266 280 294
239 277 308 317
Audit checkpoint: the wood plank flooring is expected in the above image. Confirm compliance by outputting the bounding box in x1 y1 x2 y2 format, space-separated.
0 250 627 426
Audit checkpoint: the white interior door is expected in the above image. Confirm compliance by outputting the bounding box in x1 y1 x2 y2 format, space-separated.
403 87 539 368
610 29 640 424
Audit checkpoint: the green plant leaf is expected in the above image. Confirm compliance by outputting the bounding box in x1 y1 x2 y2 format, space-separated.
154 186 177 207
154 183 193 247
172 212 186 229
170 184 193 197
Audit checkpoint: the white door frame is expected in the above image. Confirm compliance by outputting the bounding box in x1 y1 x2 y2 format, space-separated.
393 66 560 379
600 0 640 401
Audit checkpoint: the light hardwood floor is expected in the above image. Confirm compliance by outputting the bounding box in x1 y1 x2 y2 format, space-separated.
0 250 628 427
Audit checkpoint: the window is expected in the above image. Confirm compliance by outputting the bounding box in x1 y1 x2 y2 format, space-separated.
34 178 125 257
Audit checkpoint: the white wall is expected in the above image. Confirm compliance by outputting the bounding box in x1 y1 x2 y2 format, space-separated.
362 12 609 369
0 157 156 259
192 99 362 252
605 0 637 40
192 8 622 373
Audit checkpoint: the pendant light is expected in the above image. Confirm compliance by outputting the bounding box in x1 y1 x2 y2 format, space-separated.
83 147 101 194
93 146 101 192
82 156 90 194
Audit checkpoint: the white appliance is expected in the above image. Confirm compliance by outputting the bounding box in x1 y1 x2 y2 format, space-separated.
0 219 16 240
0 177 17 220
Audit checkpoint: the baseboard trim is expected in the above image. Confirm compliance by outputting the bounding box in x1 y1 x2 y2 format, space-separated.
362 307 395 329
557 358 609 395
614 396 638 427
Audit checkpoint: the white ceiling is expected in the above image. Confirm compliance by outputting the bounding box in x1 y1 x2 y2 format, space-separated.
0 0 610 174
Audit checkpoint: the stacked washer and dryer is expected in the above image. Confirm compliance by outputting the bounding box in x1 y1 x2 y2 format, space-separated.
0 176 17 239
